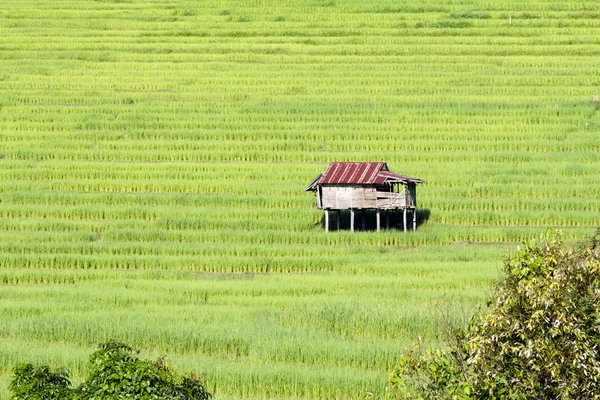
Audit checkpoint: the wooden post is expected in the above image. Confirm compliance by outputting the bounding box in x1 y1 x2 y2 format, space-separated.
350 209 355 232
337 210 341 231
386 210 390 230
361 209 366 231
403 208 407 233
325 210 329 232
413 208 417 231
376 210 381 232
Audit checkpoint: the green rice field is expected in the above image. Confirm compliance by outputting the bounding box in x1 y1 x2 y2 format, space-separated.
1 0 599 398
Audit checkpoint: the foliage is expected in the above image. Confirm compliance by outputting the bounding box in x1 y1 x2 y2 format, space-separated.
9 341 211 400
390 229 600 399
389 346 472 400
9 363 75 400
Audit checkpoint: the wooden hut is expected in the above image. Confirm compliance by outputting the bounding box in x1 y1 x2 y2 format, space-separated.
305 162 423 232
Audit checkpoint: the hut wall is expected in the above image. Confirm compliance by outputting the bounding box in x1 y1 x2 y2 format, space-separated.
405 183 417 207
320 185 407 210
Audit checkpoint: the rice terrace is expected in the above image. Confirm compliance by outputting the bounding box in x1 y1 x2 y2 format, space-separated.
1 0 600 398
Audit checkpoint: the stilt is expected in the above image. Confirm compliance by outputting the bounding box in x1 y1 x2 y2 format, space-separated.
350 209 355 232
376 210 381 232
413 208 417 231
337 210 341 231
386 211 390 230
325 210 329 232
403 208 407 233
361 209 366 231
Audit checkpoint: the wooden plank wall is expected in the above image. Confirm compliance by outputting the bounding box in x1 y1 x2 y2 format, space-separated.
320 185 408 209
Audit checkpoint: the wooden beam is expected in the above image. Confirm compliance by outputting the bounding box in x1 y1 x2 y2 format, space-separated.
376 210 380 232
361 209 366 231
325 210 329 232
316 185 322 208
403 208 407 233
413 208 417 231
350 209 355 232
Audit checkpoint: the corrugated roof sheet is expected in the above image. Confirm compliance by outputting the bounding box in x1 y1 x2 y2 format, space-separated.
305 162 422 191
320 162 386 184
376 171 423 184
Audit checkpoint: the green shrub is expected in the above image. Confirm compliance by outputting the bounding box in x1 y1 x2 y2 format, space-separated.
9 364 76 400
390 229 600 399
9 341 211 400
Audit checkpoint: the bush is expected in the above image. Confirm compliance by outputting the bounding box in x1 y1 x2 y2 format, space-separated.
9 341 211 400
389 229 600 399
9 364 75 400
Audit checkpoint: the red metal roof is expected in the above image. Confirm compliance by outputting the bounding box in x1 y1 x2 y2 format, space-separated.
305 162 422 190
320 162 386 184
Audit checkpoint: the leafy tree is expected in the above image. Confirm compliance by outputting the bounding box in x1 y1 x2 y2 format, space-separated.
9 341 211 400
389 229 600 399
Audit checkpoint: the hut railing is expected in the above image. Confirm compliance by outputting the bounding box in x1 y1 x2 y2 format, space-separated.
379 191 406 210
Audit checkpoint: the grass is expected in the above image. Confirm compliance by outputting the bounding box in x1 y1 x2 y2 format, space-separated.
1 0 599 397
0 249 496 398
